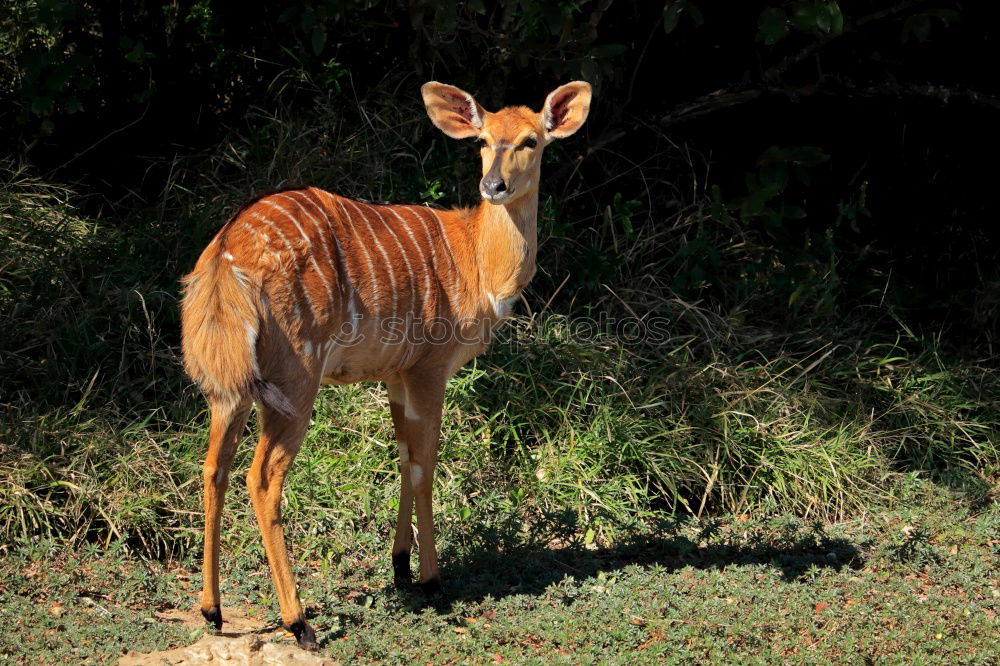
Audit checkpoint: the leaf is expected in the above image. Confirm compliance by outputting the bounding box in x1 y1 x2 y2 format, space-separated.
124 41 146 63
663 2 683 34
815 6 831 32
300 8 315 30
584 528 596 545
902 14 931 43
756 8 789 45
589 43 627 59
687 3 705 26
783 145 829 166
814 601 831 612
791 3 820 32
828 2 844 33
782 204 807 220
311 26 327 55
30 95 54 115
924 8 960 24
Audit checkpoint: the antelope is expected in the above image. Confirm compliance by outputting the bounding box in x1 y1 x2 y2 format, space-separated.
180 81 591 649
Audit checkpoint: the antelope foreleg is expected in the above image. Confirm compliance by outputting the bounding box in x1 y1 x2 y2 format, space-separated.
400 371 446 592
388 381 415 587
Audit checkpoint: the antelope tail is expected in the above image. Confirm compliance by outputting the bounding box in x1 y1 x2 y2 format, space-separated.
180 248 294 417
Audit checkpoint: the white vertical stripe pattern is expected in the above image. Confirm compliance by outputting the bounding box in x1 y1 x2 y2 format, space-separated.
347 199 398 321
336 200 381 317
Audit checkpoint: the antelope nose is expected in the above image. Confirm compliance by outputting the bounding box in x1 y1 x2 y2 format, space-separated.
482 177 507 195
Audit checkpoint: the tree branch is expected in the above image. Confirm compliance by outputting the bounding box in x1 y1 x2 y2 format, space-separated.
660 88 766 126
659 80 1000 128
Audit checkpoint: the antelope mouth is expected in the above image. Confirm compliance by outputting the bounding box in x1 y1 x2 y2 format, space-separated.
481 190 514 204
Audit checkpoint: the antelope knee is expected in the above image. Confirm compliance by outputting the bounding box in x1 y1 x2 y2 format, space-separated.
410 463 426 490
246 470 264 495
203 465 228 489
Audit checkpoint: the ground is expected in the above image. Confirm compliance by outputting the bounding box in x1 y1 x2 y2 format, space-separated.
0 481 996 664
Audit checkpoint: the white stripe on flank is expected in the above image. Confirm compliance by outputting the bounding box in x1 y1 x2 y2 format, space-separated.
268 200 336 313
370 205 419 368
247 210 321 320
412 206 460 316
370 205 417 310
387 207 433 315
347 199 398 320
303 190 357 324
276 192 339 286
336 200 380 317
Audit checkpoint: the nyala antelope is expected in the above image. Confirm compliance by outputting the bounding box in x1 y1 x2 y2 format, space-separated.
180 81 591 649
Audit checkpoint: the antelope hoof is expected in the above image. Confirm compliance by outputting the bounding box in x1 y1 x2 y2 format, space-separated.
287 619 318 651
419 577 442 598
201 605 223 631
392 551 412 588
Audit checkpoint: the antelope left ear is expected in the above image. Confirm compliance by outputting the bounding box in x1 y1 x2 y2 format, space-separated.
542 81 592 140
422 81 486 140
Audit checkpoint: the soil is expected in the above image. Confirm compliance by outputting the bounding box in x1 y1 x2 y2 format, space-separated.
119 607 337 666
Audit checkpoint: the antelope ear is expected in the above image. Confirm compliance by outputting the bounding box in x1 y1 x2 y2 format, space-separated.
542 81 592 139
421 82 486 139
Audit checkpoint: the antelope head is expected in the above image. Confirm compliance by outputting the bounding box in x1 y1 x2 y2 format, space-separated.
421 81 592 205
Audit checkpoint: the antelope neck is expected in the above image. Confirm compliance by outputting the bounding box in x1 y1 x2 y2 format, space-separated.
472 180 539 309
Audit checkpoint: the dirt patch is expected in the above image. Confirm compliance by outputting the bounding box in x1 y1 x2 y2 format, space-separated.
120 607 337 666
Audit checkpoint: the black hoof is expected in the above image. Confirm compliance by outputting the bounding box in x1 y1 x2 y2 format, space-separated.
419 577 442 598
286 619 318 651
392 551 412 588
201 605 223 631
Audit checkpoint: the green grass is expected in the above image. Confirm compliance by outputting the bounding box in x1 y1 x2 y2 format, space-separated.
2 306 996 558
1 481 997 664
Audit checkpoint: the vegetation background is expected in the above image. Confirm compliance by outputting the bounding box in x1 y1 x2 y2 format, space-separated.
0 1 997 662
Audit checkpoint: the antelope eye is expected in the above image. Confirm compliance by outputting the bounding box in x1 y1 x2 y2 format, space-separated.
521 137 538 149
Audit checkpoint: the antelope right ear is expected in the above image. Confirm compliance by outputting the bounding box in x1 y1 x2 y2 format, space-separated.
421 82 486 140
543 81 592 140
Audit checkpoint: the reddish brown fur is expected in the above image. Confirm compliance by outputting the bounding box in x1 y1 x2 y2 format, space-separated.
181 81 591 649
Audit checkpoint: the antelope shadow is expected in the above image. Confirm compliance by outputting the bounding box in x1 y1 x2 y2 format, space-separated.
391 509 864 613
